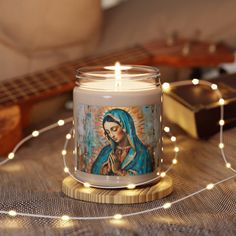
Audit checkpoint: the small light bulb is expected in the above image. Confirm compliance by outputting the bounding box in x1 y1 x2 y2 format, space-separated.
58 120 65 126
8 210 17 216
219 120 225 126
127 184 136 189
172 159 177 164
64 167 69 173
61 215 70 221
61 150 67 155
66 134 72 140
192 78 199 85
113 214 122 220
206 183 214 190
164 126 170 133
171 136 176 142
174 147 179 152
211 84 218 90
226 163 231 168
160 172 166 178
163 202 172 209
219 98 225 105
219 143 224 149
157 172 160 176
162 83 170 92
32 131 39 137
84 182 91 188
8 152 15 160
161 159 164 163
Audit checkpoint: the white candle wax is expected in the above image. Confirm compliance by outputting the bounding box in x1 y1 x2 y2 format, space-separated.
74 79 161 106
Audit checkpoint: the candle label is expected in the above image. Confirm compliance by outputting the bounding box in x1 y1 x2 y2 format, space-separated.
75 104 161 176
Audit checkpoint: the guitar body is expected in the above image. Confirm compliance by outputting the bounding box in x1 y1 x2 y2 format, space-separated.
0 105 22 156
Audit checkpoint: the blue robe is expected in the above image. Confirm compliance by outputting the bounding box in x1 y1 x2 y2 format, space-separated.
91 109 153 175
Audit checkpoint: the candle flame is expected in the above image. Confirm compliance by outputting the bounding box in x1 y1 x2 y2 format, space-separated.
115 62 121 81
114 62 121 89
104 62 133 90
104 64 131 71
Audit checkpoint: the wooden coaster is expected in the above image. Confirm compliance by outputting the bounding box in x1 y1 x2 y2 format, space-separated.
62 176 173 204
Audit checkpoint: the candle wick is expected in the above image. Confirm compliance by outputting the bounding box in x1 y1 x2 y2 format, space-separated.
115 62 122 90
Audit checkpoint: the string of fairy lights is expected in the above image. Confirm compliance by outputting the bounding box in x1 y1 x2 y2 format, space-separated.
0 79 235 221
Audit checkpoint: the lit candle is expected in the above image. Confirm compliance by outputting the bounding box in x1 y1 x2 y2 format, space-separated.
73 63 162 188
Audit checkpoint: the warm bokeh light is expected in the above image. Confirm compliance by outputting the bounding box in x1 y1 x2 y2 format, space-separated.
61 215 70 221
174 147 179 152
164 126 170 133
211 84 218 90
226 163 231 168
171 136 176 142
61 150 67 155
8 153 15 160
163 202 172 209
192 78 199 85
219 120 225 126
219 143 224 149
160 172 166 178
162 82 170 92
206 183 214 190
83 182 91 188
219 98 225 105
32 131 39 137
127 184 136 189
58 120 65 126
172 159 177 164
113 214 123 220
8 210 17 217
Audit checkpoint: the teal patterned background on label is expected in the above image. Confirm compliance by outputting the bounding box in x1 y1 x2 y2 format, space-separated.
75 104 161 176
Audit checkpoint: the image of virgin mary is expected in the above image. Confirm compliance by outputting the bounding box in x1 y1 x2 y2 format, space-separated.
91 108 153 176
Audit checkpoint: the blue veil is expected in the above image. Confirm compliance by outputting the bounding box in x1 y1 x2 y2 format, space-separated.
91 109 153 175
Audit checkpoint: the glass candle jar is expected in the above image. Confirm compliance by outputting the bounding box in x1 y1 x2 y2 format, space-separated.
73 64 162 188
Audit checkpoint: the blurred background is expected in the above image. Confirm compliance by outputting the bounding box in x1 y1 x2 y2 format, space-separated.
1 0 236 81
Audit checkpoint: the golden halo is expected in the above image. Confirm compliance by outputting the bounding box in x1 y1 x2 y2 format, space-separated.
94 106 145 143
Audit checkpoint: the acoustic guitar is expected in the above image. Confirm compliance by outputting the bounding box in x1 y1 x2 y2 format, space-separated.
0 38 234 156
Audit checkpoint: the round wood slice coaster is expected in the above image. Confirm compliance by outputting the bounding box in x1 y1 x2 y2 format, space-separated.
62 175 173 204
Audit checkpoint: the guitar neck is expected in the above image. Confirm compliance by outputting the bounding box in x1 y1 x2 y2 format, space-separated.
0 45 150 107
0 39 234 107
